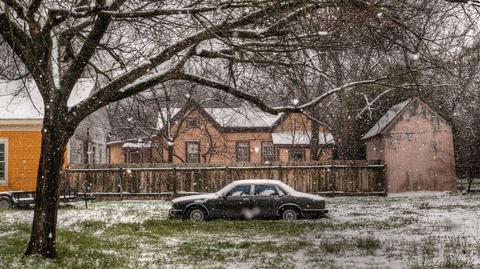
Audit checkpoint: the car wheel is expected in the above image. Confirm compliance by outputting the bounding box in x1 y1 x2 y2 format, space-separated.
0 198 12 210
188 208 206 221
282 208 299 220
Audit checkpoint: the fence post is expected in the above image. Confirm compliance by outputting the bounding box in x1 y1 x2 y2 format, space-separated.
224 166 229 185
119 167 124 201
83 171 89 209
383 164 388 195
279 164 283 182
172 165 177 197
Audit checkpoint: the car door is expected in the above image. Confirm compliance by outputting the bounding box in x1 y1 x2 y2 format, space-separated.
223 184 254 219
252 184 283 218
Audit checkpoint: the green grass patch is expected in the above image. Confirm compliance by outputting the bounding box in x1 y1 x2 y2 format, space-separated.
355 236 381 255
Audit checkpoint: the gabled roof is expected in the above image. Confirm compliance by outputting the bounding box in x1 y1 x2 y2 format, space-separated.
272 131 335 145
204 106 282 128
0 79 95 120
362 98 412 140
156 103 283 131
156 108 182 130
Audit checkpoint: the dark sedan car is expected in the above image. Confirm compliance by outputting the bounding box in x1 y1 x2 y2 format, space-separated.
169 179 328 221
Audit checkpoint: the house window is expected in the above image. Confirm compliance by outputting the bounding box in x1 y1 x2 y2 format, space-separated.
127 151 142 163
69 140 84 164
262 142 274 163
0 140 6 183
236 141 250 162
186 142 200 163
288 149 305 162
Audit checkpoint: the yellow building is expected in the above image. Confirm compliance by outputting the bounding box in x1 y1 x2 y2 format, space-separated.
0 80 110 192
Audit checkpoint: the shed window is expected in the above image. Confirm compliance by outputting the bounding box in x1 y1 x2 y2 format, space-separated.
186 142 200 163
236 141 250 162
0 140 7 183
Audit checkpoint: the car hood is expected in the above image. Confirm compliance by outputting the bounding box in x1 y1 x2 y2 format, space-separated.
290 192 325 201
172 193 218 204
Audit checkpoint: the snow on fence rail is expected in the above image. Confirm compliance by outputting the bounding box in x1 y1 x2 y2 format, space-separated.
64 160 387 196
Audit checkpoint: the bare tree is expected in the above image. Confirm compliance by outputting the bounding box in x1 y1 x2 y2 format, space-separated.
0 0 474 258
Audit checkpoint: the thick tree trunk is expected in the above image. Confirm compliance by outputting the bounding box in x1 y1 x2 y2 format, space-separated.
24 120 71 258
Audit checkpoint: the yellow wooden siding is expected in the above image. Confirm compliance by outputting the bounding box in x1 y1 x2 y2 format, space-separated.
0 131 42 192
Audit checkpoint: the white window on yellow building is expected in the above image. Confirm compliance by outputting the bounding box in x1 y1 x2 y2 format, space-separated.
0 139 8 183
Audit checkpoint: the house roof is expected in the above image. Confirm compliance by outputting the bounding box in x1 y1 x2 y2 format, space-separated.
156 104 283 130
0 79 95 120
272 131 335 145
362 99 412 140
204 106 282 128
156 108 182 130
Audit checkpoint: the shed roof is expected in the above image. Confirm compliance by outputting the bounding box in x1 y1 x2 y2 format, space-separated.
362 99 412 140
0 79 95 120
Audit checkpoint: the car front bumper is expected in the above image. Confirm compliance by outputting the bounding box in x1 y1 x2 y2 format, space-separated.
169 208 184 218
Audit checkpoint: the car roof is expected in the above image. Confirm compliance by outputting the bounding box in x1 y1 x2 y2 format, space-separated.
229 179 284 185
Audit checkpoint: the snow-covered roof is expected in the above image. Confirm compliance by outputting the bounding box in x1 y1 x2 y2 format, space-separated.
362 99 412 140
0 79 95 120
156 104 283 130
272 131 334 145
204 105 282 128
156 108 181 130
122 142 151 149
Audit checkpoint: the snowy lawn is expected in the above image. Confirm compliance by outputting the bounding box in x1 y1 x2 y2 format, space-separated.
1 193 480 268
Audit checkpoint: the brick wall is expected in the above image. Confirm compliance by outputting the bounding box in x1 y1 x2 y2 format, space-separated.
108 111 333 165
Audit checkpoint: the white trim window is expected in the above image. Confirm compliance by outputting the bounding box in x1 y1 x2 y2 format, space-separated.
0 139 7 184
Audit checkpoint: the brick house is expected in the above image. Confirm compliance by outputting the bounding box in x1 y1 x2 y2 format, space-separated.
363 98 456 193
108 103 334 164
0 79 110 192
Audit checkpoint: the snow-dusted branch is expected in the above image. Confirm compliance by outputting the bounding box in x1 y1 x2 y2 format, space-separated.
355 89 392 119
102 3 253 18
177 72 388 115
445 0 480 6
294 77 389 111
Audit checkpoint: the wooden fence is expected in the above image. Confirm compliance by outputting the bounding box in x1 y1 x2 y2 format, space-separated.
64 160 387 197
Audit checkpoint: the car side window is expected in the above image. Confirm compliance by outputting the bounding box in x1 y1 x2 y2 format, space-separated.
254 185 279 196
226 184 252 197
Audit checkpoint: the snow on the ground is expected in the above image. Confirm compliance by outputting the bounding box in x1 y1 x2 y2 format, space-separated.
388 191 454 197
0 201 170 229
2 193 480 268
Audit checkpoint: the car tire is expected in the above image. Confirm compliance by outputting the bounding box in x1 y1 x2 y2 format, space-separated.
281 208 299 220
0 198 12 210
187 207 206 221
